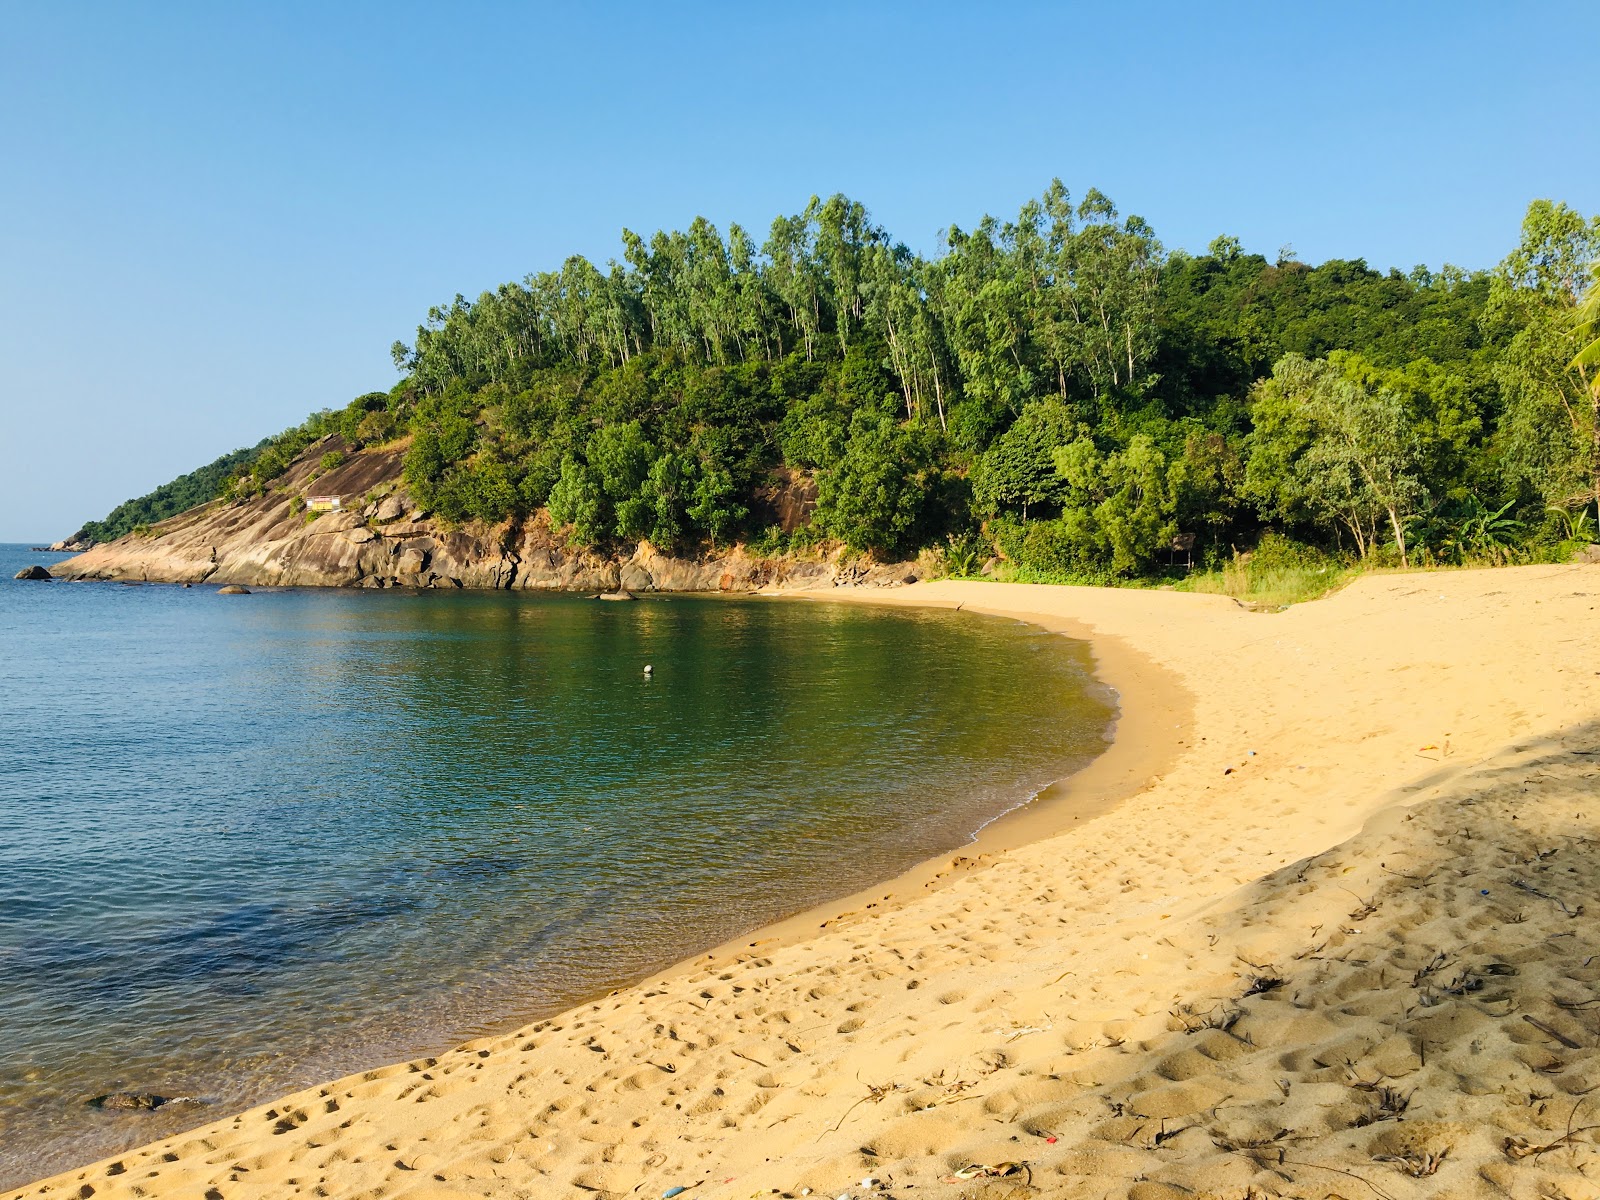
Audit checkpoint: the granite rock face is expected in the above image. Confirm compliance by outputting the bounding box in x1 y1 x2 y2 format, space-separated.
50 438 920 594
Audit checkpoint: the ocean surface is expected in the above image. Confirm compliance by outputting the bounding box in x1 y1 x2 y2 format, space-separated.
0 543 1114 1188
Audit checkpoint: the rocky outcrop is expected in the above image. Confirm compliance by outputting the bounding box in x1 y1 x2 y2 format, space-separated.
50 439 922 594
89 1092 173 1112
13 565 52 580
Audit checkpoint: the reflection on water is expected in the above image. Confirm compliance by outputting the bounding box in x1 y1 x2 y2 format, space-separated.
0 547 1113 1187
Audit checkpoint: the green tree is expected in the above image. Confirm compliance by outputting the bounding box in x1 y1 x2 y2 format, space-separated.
546 455 608 545
642 453 695 549
815 410 926 555
1488 200 1600 516
1047 434 1176 575
587 421 655 540
971 398 1077 517
1575 262 1600 370
1246 354 1426 563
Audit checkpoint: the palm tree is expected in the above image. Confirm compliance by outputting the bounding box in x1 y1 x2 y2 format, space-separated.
1571 264 1600 522
1574 262 1600 372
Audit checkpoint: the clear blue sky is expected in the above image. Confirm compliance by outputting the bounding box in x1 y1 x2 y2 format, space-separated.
2 0 1595 541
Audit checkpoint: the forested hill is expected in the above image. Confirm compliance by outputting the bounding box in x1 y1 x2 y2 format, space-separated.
78 183 1600 581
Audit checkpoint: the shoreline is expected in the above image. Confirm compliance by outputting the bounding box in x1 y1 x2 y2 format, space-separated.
8 566 1600 1200
601 588 1190 1000
0 588 1150 1192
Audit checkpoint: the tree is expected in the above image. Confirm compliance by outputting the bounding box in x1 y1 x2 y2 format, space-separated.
1489 201 1600 517
815 410 926 556
687 462 744 545
546 455 607 545
971 398 1077 517
642 453 694 549
1246 354 1426 563
588 421 655 540
1045 434 1177 576
1575 263 1600 370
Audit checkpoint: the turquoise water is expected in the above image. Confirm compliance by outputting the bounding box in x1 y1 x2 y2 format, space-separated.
0 544 1113 1187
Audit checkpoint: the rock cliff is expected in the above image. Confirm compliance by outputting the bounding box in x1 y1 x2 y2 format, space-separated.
51 439 920 593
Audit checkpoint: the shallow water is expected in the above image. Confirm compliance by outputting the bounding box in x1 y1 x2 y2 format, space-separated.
0 544 1113 1186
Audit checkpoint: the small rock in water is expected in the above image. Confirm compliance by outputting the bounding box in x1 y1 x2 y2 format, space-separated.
597 590 635 601
217 585 251 595
13 565 51 580
643 664 653 676
91 1092 170 1111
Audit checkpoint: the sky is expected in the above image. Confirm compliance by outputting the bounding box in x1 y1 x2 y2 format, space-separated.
1 1 1596 541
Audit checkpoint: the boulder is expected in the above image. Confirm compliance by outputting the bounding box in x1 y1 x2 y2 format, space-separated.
217 585 251 595
619 561 654 592
374 494 409 523
13 565 51 580
395 546 430 576
1575 543 1600 565
339 526 377 544
597 590 635 601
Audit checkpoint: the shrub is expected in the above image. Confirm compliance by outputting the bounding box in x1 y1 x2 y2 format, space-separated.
1181 533 1351 608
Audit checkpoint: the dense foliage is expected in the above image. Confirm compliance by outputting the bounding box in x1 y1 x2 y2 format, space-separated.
80 184 1600 578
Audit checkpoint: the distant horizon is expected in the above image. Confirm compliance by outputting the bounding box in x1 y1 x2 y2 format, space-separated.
3 0 1596 541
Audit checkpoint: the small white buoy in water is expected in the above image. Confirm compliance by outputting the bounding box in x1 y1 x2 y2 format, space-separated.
643 664 653 677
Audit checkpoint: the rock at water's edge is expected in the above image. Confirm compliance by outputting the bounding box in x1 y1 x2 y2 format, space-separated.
90 1092 171 1111
597 590 635 601
217 585 251 595
14 565 52 580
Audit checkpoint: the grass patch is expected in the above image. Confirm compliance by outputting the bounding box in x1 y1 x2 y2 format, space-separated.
1175 532 1354 609
1179 560 1356 609
991 561 1129 588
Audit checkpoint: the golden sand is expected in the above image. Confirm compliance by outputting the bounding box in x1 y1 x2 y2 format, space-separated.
10 566 1600 1200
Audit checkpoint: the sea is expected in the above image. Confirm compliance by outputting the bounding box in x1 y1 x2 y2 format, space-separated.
0 542 1114 1188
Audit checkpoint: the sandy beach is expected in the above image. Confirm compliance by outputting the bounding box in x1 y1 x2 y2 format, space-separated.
10 565 1600 1200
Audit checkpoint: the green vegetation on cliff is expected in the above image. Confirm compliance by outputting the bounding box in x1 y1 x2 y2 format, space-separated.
79 185 1600 578
77 442 266 543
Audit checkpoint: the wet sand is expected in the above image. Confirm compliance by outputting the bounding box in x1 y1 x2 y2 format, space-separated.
8 566 1600 1200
